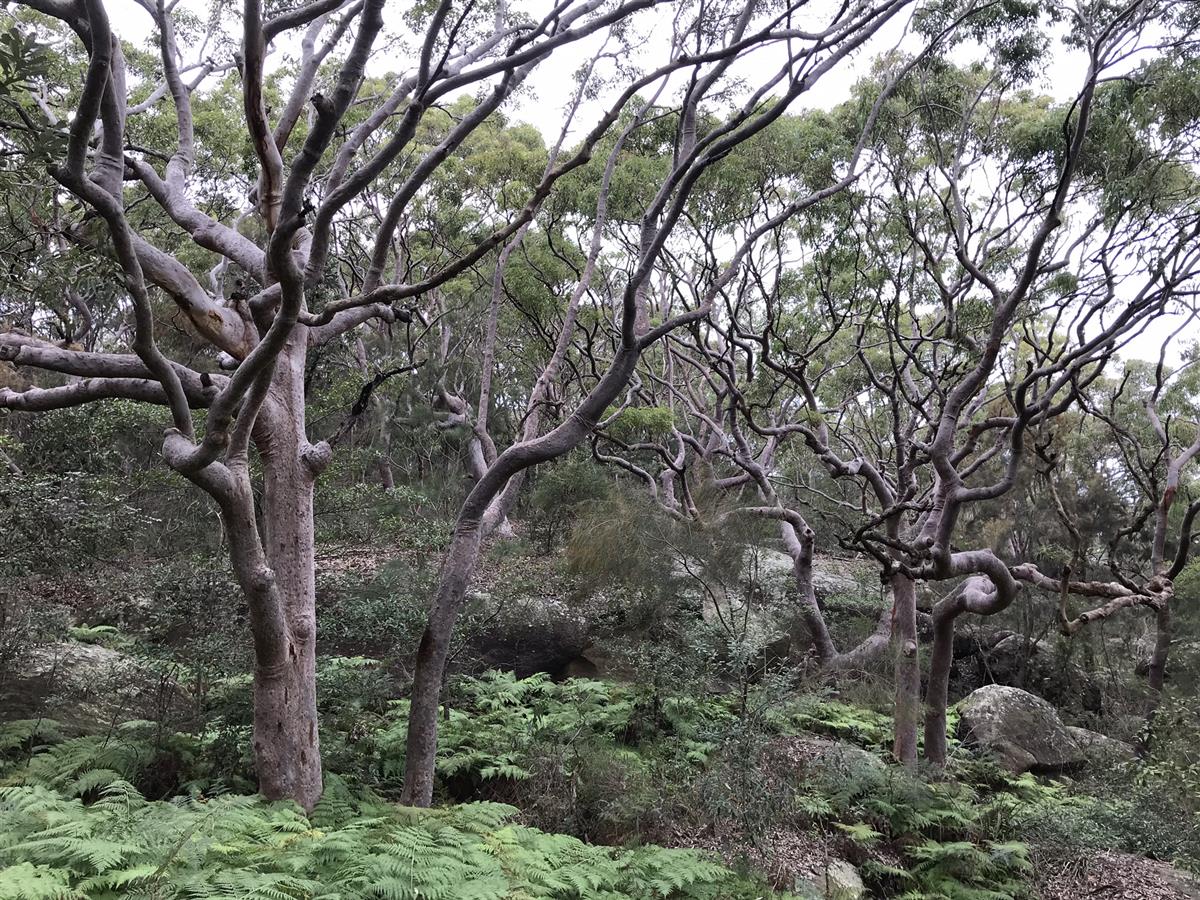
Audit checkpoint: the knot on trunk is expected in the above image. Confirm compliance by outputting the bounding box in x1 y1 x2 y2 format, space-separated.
301 440 333 476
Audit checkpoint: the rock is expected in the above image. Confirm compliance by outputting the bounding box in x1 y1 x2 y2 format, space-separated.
1065 725 1136 763
1038 849 1200 900
0 641 187 734
752 549 865 603
562 643 638 681
767 735 888 787
806 738 888 778
957 684 1085 773
699 590 790 657
795 859 866 900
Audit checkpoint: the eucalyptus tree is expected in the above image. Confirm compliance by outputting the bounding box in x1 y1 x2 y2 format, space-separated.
585 1 1196 768
1024 348 1200 696
741 0 1200 766
588 0 1200 767
0 0 935 810
396 0 954 808
586 115 901 675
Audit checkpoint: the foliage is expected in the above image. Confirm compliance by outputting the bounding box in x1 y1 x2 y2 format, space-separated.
786 697 894 750
316 561 437 659
314 482 450 551
795 748 1036 899
602 407 675 443
371 671 735 839
1013 696 1200 871
0 779 776 899
527 454 612 551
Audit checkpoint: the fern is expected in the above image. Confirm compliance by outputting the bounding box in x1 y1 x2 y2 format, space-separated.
834 821 883 845
0 862 78 900
0 783 776 899
0 720 64 757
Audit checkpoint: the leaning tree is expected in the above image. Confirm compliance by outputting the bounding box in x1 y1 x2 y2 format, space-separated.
0 0 930 810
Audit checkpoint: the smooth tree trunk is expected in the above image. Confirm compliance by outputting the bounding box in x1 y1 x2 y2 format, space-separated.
786 524 838 664
233 332 324 811
922 603 956 768
378 455 395 489
1148 600 1171 695
401 349 641 806
401 525 485 806
891 573 920 767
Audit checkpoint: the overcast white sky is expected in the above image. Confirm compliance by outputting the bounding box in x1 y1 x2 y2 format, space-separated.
98 0 1189 363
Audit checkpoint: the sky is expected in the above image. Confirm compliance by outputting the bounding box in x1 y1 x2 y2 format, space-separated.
98 0 1189 363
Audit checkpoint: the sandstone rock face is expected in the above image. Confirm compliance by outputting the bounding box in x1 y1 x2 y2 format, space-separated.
687 549 878 663
752 549 866 603
942 630 1103 714
1065 725 1136 763
0 641 186 734
464 592 591 678
957 684 1085 773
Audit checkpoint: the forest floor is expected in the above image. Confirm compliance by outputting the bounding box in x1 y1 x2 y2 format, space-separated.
1037 851 1200 900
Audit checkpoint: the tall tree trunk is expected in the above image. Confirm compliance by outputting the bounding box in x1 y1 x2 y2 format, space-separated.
786 524 838 664
250 333 323 811
1148 600 1171 695
402 349 641 807
922 604 956 768
401 524 484 806
891 574 920 767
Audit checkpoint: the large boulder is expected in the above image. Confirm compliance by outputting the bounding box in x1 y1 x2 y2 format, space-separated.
0 641 188 734
957 684 1086 773
753 549 866 603
767 734 888 780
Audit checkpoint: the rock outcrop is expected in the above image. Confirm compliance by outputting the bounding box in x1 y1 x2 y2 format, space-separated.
1065 725 1136 763
0 641 187 734
940 629 1104 714
957 684 1115 773
464 592 591 678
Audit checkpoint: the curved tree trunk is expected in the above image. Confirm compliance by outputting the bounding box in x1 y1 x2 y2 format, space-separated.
401 349 641 806
891 574 920 767
785 524 838 664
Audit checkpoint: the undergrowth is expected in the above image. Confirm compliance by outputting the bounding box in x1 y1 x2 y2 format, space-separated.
7 665 1196 898
0 774 776 899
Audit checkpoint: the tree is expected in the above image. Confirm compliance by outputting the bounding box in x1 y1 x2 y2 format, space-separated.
784 1 1200 766
8 0 923 810
577 1 1200 773
397 0 940 808
597 0 1200 768
1025 347 1200 698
